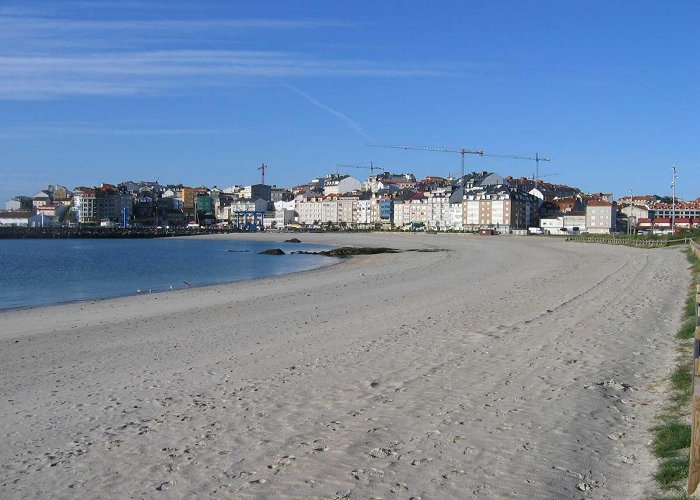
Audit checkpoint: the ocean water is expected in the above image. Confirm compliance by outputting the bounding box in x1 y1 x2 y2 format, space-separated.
0 238 338 310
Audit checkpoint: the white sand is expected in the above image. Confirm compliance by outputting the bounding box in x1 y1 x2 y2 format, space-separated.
0 233 689 499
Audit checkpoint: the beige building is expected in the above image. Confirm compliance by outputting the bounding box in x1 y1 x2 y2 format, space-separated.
462 184 536 232
393 193 427 228
337 194 358 225
585 200 616 234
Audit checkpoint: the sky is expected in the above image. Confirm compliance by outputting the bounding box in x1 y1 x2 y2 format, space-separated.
1 0 698 203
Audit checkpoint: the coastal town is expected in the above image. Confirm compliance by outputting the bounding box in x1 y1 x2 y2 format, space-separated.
1 168 698 235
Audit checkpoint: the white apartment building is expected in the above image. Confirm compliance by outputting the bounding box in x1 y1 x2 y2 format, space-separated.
32 190 53 208
449 203 463 230
356 199 373 225
5 198 22 211
0 212 31 226
424 190 452 231
263 209 295 229
620 204 649 221
563 213 586 232
322 175 362 196
296 195 324 225
274 200 296 213
463 199 480 227
219 198 268 222
296 194 364 226
262 200 297 229
540 217 564 232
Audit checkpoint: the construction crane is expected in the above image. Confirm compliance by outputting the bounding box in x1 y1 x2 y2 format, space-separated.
336 162 384 176
483 152 550 182
257 163 267 185
367 144 483 180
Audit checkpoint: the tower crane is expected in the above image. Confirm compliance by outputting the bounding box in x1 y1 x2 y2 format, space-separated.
367 144 483 180
257 163 267 185
483 152 550 182
336 162 384 176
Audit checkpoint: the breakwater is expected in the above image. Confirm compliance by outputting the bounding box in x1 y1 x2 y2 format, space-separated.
0 226 241 239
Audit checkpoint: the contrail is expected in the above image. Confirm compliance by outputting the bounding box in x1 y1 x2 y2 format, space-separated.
279 82 375 143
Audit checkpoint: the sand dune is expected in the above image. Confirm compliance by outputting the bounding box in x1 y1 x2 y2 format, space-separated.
0 233 688 498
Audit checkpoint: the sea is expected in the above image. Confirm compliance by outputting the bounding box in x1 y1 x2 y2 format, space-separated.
0 238 339 310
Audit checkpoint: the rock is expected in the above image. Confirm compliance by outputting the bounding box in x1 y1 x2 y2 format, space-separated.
259 248 285 255
577 482 591 492
284 238 302 243
322 247 399 257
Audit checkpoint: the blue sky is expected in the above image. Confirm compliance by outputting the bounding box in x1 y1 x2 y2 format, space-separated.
1 0 698 203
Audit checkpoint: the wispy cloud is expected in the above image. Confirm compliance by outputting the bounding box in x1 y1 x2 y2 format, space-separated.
280 82 375 143
0 3 445 100
0 16 346 35
0 50 441 77
0 50 444 99
0 124 237 139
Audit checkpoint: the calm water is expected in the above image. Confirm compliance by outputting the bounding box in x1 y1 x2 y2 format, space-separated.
0 238 338 310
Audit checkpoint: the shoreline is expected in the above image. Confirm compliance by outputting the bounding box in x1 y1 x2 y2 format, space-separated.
0 233 401 338
0 236 345 313
0 233 688 498
0 256 342 315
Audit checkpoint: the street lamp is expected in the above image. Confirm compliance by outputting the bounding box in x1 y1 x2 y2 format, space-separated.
671 165 678 233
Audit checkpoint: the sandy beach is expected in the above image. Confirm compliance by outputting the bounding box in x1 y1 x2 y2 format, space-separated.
0 233 689 499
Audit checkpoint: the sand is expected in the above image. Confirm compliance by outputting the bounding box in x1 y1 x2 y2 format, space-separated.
0 233 690 499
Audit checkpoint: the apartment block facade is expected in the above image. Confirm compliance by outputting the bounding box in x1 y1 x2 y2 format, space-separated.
73 186 133 224
585 200 616 234
462 184 536 232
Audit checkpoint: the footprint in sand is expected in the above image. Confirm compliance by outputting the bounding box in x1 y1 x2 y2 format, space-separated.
267 455 296 475
368 447 394 459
